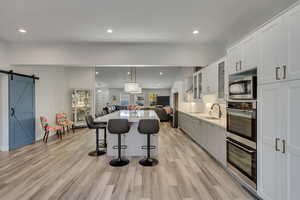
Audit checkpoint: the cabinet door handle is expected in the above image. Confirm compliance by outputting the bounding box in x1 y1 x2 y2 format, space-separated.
282 65 287 79
275 138 280 151
282 139 286 154
275 67 281 80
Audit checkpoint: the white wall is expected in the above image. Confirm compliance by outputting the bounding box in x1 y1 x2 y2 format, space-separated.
12 66 95 141
0 41 10 151
14 66 69 140
7 42 225 67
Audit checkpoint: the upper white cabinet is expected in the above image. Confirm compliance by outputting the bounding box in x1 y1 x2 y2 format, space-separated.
193 73 197 99
193 58 226 99
259 16 288 84
259 4 300 84
242 34 260 71
203 62 218 95
287 5 300 82
227 44 242 74
227 34 259 75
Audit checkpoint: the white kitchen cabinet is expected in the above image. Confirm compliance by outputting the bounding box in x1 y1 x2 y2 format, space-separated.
287 5 300 81
258 83 283 200
201 63 218 95
193 71 203 100
227 43 243 74
193 73 198 99
281 80 300 200
259 15 288 85
241 33 260 71
197 71 203 99
258 80 300 200
177 112 226 166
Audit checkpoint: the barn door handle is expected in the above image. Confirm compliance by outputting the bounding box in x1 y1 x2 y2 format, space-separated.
10 108 15 117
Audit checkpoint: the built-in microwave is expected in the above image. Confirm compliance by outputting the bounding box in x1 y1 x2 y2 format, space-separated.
229 76 257 100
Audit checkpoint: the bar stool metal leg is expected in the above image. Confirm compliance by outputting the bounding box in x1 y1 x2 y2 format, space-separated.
109 134 129 167
139 134 158 166
89 128 106 156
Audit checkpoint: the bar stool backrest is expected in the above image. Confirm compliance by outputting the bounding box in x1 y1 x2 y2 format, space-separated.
85 115 96 129
108 119 130 134
138 119 159 134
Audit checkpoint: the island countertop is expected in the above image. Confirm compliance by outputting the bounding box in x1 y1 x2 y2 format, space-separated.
95 110 159 123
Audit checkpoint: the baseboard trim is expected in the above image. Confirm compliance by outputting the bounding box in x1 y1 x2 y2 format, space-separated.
0 145 9 152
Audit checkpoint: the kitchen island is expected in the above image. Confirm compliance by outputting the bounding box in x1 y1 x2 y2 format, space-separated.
95 110 160 157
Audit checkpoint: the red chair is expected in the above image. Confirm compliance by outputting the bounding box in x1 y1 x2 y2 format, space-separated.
40 116 63 143
56 113 75 133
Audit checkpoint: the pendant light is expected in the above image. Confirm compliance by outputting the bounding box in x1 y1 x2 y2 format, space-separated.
124 67 140 93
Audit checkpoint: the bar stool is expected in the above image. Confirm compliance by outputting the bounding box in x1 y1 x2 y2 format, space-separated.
85 115 107 156
138 119 160 166
108 119 130 167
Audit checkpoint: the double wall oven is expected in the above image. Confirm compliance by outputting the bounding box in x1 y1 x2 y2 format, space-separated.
227 74 257 190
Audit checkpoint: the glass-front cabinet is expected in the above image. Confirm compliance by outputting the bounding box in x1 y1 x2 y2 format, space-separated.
193 74 197 99
193 71 203 100
72 89 91 128
197 72 202 99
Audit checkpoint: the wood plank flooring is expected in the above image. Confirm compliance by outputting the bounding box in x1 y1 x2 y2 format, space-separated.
0 123 255 200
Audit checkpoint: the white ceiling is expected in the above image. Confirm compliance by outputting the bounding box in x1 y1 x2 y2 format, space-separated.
95 67 187 89
0 0 298 45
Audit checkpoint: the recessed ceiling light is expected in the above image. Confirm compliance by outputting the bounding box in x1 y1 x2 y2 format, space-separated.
95 71 99 75
107 29 113 33
193 30 199 35
127 72 131 75
159 72 163 75
18 28 27 34
97 89 102 93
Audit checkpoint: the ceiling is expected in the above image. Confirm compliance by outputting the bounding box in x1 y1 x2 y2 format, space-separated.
0 0 298 46
95 67 187 89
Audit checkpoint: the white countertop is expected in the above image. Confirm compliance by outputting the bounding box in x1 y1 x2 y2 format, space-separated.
95 110 159 123
179 110 226 129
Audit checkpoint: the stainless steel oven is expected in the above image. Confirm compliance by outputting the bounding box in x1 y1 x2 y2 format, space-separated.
227 101 256 142
227 137 257 189
229 76 257 100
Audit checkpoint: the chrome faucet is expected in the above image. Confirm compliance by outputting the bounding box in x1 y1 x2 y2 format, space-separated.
210 103 222 119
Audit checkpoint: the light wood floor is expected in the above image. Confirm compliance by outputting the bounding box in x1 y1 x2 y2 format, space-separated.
0 123 255 200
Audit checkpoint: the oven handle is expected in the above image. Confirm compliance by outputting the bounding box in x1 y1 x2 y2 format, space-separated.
227 108 255 119
227 139 256 154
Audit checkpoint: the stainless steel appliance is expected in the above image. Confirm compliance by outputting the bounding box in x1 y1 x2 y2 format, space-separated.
226 137 257 189
229 75 257 100
227 101 256 142
226 101 257 189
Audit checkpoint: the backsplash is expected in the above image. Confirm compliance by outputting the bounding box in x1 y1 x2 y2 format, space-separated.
179 94 226 118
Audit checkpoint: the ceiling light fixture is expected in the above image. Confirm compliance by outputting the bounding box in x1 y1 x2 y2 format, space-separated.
97 89 102 93
107 29 113 33
193 30 199 35
124 67 140 93
159 72 163 75
18 28 27 34
96 71 99 75
127 71 131 75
